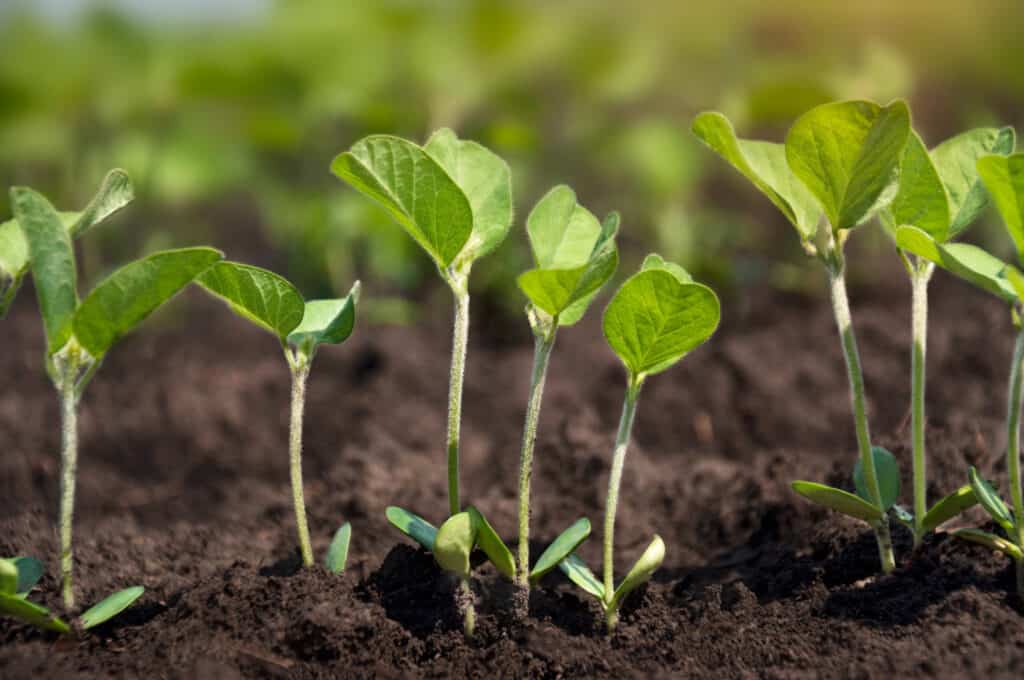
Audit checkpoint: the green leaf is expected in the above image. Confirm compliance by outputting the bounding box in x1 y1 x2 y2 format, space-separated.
385 506 438 551
1005 266 1024 302
0 594 70 634
525 185 603 270
433 511 476 578
331 135 473 269
691 111 821 240
977 153 1024 262
886 131 951 239
73 248 223 358
953 528 1023 560
325 522 351 575
891 504 915 529
0 218 29 317
467 507 515 579
791 481 884 522
968 466 1015 531
80 586 144 630
12 187 78 353
602 262 720 377
0 560 16 596
286 281 360 350
69 168 134 238
610 534 665 610
530 518 591 583
932 127 1015 238
785 100 911 229
641 252 693 282
555 212 620 327
921 484 977 533
196 261 305 341
558 552 605 600
11 557 43 596
424 128 513 264
853 446 900 510
895 226 1017 301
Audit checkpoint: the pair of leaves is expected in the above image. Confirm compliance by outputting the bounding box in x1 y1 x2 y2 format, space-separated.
603 254 720 379
195 261 360 358
558 535 665 613
0 169 133 318
331 129 513 278
516 186 620 326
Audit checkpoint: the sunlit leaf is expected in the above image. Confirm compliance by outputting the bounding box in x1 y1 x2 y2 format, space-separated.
530 518 591 583
558 553 604 600
791 481 884 522
977 153 1024 261
467 507 515 579
953 528 1023 560
921 484 977 533
895 226 1016 301
433 511 476 578
68 168 134 238
610 534 665 610
325 522 351 575
932 127 1015 238
0 594 69 633
286 281 360 351
968 466 1014 531
196 261 305 341
385 506 438 551
80 586 144 630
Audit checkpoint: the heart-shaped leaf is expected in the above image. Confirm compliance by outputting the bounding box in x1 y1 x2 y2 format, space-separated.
610 534 665 611
932 127 1015 238
691 111 821 241
196 261 305 341
286 281 360 352
0 560 16 596
791 481 884 522
467 507 515 579
558 552 605 600
968 467 1015 531
331 135 473 269
11 557 43 597
896 226 1016 301
921 484 977 533
80 586 144 630
68 168 134 238
786 100 910 230
953 528 1023 560
853 446 900 510
530 518 591 583
385 506 438 551
977 153 1024 263
0 594 70 634
73 248 224 358
602 258 720 378
433 512 477 578
325 522 351 575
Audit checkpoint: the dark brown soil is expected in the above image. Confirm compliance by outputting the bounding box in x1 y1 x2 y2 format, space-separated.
2 264 1023 678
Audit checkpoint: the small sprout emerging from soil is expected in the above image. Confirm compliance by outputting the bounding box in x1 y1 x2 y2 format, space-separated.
880 126 1015 547
196 261 359 569
694 100 911 573
0 556 143 634
11 177 220 611
559 254 720 631
333 129 512 636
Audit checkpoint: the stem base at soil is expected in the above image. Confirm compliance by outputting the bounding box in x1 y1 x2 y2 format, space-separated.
289 361 314 568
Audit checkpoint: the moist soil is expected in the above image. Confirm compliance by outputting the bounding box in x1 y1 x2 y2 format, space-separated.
2 266 1023 678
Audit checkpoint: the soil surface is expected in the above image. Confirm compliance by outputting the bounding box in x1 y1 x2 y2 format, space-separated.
2 263 1023 678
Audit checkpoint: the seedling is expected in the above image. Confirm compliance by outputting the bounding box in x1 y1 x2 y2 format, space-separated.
880 126 1015 547
10 179 222 610
332 129 512 635
559 255 720 631
897 152 1024 598
196 261 358 570
694 100 911 573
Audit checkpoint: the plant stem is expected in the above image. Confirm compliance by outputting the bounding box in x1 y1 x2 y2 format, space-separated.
827 258 896 573
910 262 933 548
289 359 314 568
516 330 556 598
447 291 470 517
1006 325 1024 592
603 378 642 621
58 375 78 611
457 578 476 637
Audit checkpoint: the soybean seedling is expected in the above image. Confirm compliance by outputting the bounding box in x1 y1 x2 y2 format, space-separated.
694 100 911 573
880 126 1015 548
332 129 512 635
0 556 143 634
196 261 358 571
897 152 1024 598
559 255 720 631
11 182 222 611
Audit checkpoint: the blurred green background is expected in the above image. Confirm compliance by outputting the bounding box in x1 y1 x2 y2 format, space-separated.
2 0 1023 320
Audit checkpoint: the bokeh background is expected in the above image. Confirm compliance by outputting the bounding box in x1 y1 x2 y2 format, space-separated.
3 0 1024 321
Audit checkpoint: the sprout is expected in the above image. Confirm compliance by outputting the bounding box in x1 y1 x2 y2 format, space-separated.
560 255 720 631
196 261 359 570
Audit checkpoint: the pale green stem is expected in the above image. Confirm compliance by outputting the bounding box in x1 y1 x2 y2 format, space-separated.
289 359 314 568
458 578 476 637
910 263 933 547
827 260 895 573
1005 326 1024 591
59 376 78 611
447 291 470 517
603 378 642 623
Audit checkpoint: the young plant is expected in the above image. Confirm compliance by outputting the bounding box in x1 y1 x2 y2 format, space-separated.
693 100 911 573
559 254 720 631
897 152 1024 599
195 261 359 570
880 126 1015 548
11 182 222 611
0 556 143 634
331 129 512 635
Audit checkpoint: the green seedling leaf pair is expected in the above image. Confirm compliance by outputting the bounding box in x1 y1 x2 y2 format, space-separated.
10 176 218 611
196 261 359 571
0 556 143 634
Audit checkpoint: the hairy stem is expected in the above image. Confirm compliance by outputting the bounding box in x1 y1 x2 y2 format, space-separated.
59 376 78 611
447 291 470 517
289 360 314 568
827 259 895 573
603 379 642 609
457 578 476 638
1006 326 1024 568
910 263 933 547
